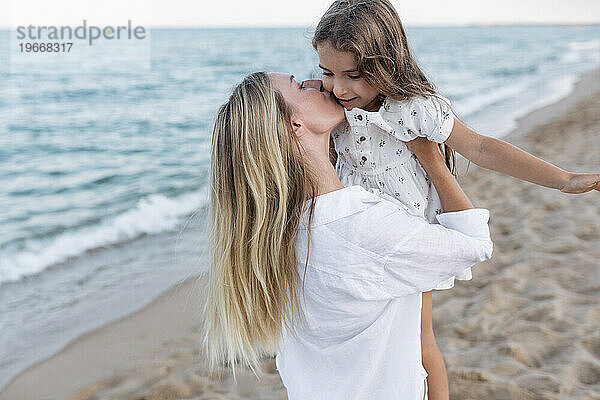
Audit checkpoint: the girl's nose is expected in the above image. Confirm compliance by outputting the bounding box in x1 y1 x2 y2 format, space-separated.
301 79 324 92
333 81 348 98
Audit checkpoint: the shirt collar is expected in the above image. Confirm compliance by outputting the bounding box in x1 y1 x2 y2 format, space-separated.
301 185 374 228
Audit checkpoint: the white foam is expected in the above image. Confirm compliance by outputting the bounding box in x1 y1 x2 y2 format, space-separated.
562 40 600 64
0 187 209 285
455 78 532 118
454 39 600 122
567 40 600 51
506 74 578 137
464 71 581 139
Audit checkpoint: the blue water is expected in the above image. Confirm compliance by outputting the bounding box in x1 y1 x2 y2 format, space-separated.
1 26 599 391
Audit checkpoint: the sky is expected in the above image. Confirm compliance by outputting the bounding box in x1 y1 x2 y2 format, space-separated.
3 0 600 28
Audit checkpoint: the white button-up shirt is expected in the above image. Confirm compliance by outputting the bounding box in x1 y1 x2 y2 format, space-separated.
275 185 493 400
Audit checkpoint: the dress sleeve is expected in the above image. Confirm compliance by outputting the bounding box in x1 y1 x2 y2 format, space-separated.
378 95 455 143
381 207 493 297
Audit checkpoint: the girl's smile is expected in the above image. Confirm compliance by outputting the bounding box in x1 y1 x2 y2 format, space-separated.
336 96 358 107
316 41 381 111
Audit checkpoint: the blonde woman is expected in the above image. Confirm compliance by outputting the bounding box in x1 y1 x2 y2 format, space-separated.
203 71 493 399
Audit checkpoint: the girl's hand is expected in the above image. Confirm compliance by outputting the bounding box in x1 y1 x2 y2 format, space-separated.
560 173 600 194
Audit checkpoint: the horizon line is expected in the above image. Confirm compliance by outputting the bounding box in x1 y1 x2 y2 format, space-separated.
0 21 599 30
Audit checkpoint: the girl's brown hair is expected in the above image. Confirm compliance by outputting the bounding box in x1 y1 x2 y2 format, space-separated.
312 0 457 175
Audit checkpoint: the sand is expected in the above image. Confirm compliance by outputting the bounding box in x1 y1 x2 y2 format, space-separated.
1 68 599 400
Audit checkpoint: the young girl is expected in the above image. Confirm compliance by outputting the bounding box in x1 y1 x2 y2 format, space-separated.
309 1 600 399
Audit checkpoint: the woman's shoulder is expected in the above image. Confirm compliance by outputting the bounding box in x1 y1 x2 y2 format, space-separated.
343 187 416 227
317 186 411 220
323 187 420 254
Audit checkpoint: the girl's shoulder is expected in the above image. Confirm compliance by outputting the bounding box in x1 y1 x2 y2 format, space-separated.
381 93 452 115
376 94 455 143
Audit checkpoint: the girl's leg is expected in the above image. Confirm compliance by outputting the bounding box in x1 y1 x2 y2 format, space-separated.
421 291 449 400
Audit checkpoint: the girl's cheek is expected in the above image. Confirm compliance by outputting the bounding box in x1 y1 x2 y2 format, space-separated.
322 78 334 93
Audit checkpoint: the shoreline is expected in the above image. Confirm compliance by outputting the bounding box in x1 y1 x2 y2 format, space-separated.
505 67 600 142
0 274 212 400
2 65 599 400
452 67 600 171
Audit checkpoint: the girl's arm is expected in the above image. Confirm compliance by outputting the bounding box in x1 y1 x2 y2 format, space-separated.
444 119 600 194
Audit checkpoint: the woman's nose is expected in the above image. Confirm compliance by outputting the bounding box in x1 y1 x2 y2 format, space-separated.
301 79 324 92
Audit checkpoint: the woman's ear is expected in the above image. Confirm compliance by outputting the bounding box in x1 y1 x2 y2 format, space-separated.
290 117 306 137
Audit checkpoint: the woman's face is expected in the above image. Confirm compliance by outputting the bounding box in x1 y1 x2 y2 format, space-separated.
269 73 345 136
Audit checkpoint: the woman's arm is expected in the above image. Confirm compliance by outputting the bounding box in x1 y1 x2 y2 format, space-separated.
378 138 492 297
381 203 492 297
444 119 600 194
405 137 473 213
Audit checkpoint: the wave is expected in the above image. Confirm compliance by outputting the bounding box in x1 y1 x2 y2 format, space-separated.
0 187 209 286
457 42 600 122
455 77 533 117
567 40 600 51
562 40 600 64
491 64 538 78
499 73 579 136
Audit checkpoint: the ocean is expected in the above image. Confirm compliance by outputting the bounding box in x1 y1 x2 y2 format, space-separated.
1 25 599 390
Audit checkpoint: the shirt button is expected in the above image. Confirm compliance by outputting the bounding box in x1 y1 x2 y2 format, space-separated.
361 156 367 161
360 136 366 142
357 114 363 121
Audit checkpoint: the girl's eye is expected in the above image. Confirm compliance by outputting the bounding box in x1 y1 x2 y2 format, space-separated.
348 75 360 79
322 72 334 77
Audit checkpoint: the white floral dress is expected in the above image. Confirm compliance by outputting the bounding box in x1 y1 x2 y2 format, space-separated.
331 93 471 290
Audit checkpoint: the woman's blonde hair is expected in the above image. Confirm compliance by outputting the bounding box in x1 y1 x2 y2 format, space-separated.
202 71 318 379
312 0 457 175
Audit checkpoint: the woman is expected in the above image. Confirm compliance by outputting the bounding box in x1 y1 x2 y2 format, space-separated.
202 71 493 399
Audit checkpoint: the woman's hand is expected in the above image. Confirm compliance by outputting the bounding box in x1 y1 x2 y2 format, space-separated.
560 173 600 194
405 137 445 170
406 137 473 211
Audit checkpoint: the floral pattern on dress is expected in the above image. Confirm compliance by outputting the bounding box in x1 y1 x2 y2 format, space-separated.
331 93 469 290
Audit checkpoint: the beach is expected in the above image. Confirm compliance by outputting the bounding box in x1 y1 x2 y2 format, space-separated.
2 67 599 400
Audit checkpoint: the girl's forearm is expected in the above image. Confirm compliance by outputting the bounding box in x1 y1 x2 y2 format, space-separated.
476 136 571 190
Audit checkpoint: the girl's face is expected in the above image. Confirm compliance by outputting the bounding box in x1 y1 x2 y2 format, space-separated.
316 41 381 111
